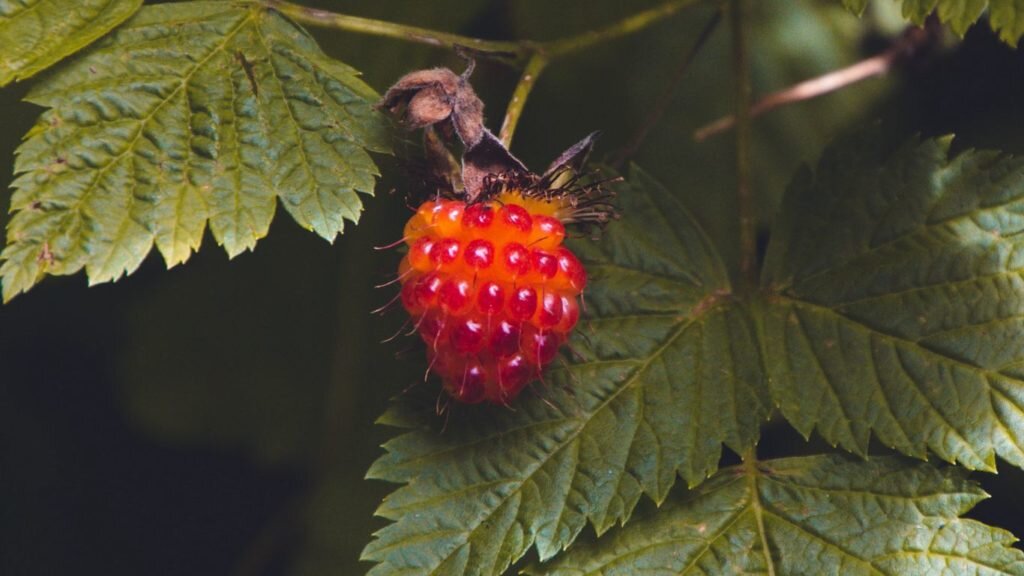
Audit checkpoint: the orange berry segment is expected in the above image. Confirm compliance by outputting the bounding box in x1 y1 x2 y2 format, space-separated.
398 194 586 404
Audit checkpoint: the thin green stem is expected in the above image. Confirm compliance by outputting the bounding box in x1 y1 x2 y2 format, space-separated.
731 0 756 292
263 0 523 60
499 53 548 147
543 0 703 57
264 0 705 146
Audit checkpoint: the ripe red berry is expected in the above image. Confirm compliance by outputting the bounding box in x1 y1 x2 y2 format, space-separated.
397 192 588 404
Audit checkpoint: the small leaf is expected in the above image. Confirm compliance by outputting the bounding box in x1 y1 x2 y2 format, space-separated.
0 0 142 86
530 454 1024 575
362 167 770 576
763 130 1024 472
842 0 870 15
840 0 1024 45
1 1 390 301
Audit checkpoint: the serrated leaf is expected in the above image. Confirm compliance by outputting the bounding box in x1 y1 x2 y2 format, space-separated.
529 454 1024 575
763 130 1024 472
361 167 770 576
0 0 142 86
1 1 390 301
841 0 1024 45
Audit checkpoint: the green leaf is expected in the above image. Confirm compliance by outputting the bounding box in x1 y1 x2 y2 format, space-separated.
762 130 1024 472
842 0 870 15
841 0 1024 45
529 454 1024 575
0 0 142 86
361 167 770 575
1 1 390 302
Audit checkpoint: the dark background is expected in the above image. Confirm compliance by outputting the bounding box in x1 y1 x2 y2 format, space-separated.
2 1 1023 574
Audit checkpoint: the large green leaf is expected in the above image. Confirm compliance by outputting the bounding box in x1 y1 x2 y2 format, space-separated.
1 1 390 302
842 0 1024 45
530 454 1024 575
361 167 770 575
763 131 1024 471
0 0 142 86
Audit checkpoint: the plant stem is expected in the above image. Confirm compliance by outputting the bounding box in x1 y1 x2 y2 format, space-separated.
499 53 548 147
693 26 930 141
731 0 756 292
263 0 524 59
543 0 703 58
264 0 705 145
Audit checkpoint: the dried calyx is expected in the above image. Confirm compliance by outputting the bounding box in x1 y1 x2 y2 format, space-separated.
378 64 616 228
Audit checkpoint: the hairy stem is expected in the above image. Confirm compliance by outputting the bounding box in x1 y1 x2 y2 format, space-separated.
543 0 703 57
499 53 548 146
263 0 523 60
264 0 705 145
731 0 756 291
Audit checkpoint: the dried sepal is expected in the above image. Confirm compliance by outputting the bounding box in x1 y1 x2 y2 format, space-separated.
379 66 616 228
378 67 484 147
462 129 529 202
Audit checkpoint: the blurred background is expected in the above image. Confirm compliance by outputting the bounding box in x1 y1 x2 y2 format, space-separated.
2 0 1024 574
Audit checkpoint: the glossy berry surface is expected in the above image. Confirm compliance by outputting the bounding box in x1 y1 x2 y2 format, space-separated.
398 194 586 404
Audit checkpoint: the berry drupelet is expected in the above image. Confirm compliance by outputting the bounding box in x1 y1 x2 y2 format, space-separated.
398 193 588 404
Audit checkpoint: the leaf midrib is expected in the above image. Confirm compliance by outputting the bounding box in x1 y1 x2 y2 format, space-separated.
776 294 1010 466
56 8 254 253
384 303 730 573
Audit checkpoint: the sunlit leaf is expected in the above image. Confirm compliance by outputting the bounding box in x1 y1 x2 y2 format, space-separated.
763 130 1024 471
1 1 390 301
531 454 1024 575
361 167 770 576
0 0 142 86
842 0 1024 45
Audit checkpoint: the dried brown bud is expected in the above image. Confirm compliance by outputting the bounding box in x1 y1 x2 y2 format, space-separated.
378 66 607 211
378 67 484 147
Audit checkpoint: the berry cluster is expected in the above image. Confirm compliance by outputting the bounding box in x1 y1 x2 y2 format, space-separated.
398 193 586 404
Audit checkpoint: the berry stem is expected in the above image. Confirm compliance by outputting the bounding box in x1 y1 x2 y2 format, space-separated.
499 53 548 147
262 0 523 62
264 0 701 64
730 0 757 293
264 0 704 147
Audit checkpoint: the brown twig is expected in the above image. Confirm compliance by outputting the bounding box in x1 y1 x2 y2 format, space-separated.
694 26 930 142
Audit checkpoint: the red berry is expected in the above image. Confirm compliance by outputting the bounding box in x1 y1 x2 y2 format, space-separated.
530 249 559 281
509 286 538 320
464 239 494 268
439 278 472 313
529 215 565 248
450 316 486 353
489 319 521 357
463 203 494 230
497 354 533 402
502 243 531 277
477 281 504 314
446 361 488 404
431 237 461 267
537 291 564 328
398 195 586 404
498 204 532 235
